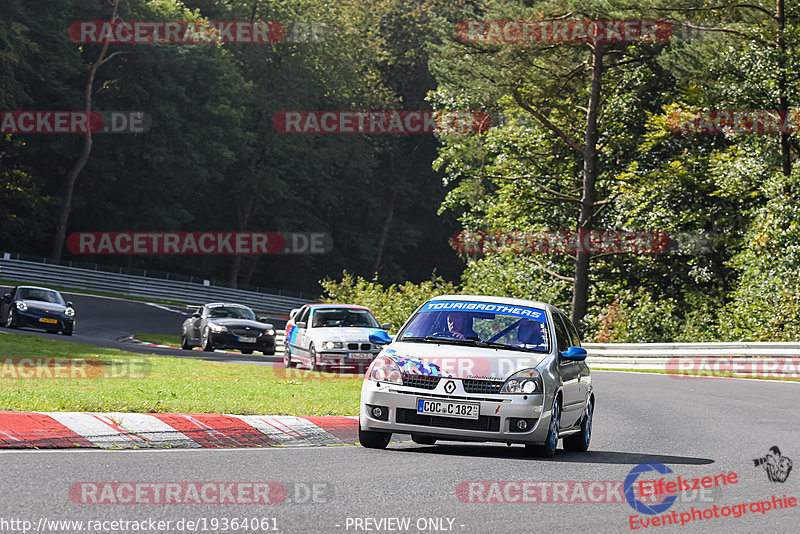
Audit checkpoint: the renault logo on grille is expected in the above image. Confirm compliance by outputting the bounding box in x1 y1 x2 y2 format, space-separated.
444 380 456 394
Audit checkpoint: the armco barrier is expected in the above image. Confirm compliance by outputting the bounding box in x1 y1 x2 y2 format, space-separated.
0 256 311 315
584 342 800 358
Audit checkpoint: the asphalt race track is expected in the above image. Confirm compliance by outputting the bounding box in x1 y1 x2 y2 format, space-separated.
1 288 798 533
1 372 798 533
0 286 286 365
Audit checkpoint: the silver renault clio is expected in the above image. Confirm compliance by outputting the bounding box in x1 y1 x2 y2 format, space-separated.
359 295 593 457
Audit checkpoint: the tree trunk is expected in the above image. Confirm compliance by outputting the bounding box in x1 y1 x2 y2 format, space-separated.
570 43 603 332
776 0 791 179
50 0 121 260
228 170 256 287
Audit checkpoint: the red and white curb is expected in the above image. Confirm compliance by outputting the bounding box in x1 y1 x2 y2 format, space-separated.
0 412 369 449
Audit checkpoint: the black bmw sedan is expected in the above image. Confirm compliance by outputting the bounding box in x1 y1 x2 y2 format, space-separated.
181 302 276 355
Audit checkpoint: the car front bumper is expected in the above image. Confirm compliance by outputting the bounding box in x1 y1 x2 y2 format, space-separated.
209 332 276 353
316 350 381 368
360 378 553 444
15 310 73 331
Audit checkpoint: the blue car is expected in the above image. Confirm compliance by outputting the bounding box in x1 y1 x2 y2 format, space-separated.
1 285 76 335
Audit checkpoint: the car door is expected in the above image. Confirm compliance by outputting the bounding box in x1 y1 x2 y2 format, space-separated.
288 306 310 359
562 315 590 403
188 306 205 343
552 311 583 426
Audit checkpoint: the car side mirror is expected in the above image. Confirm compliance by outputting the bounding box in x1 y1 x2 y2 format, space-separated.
66 301 73 308
561 346 587 361
296 321 307 329
369 331 392 346
2 293 10 301
192 312 201 318
380 323 391 331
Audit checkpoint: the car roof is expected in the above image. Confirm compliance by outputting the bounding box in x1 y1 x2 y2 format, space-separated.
428 294 558 313
307 303 370 310
205 302 252 308
17 286 60 293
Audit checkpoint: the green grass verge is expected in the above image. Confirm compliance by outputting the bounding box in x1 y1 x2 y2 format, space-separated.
592 367 800 382
134 334 182 346
0 333 361 414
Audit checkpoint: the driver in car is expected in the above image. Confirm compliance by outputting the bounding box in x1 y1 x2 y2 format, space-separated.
446 312 479 339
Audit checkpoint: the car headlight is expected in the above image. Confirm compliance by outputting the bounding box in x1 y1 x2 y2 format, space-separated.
266 329 275 336
64 307 75 317
367 355 402 385
500 369 542 394
209 323 227 333
15 302 27 312
321 341 343 349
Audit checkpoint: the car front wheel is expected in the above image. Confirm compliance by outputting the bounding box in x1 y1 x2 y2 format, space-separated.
526 395 561 458
563 396 593 452
202 328 214 352
5 308 17 328
309 344 321 371
283 346 296 368
359 422 391 449
180 334 192 350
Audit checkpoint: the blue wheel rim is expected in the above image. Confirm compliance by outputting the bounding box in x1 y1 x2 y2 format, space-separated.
549 399 559 451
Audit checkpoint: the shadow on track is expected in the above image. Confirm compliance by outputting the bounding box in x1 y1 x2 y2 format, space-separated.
393 444 714 465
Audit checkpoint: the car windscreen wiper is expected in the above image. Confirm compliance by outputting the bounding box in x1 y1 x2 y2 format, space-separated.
472 339 547 353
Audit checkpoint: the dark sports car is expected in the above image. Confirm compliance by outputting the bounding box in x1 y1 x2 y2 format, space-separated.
1 285 76 335
181 302 276 355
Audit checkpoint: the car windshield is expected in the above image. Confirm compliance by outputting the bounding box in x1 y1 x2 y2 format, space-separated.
207 306 256 320
398 300 549 352
18 288 65 305
311 308 380 328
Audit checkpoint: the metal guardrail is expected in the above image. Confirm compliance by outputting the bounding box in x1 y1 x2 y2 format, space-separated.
0 257 312 315
584 342 800 358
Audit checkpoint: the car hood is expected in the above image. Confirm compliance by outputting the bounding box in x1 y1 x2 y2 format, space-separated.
19 300 68 313
208 318 273 329
308 327 386 343
381 341 549 381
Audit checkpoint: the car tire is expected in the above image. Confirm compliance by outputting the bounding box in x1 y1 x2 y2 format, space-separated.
62 326 74 336
202 328 214 352
359 422 391 449
283 346 296 368
411 435 436 445
262 349 275 356
563 396 593 452
180 334 192 350
526 395 561 458
309 344 320 371
5 308 17 328
241 349 253 355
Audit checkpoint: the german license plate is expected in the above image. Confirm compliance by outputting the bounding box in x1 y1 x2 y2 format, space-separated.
237 336 257 343
39 317 58 324
417 398 479 420
347 353 373 359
